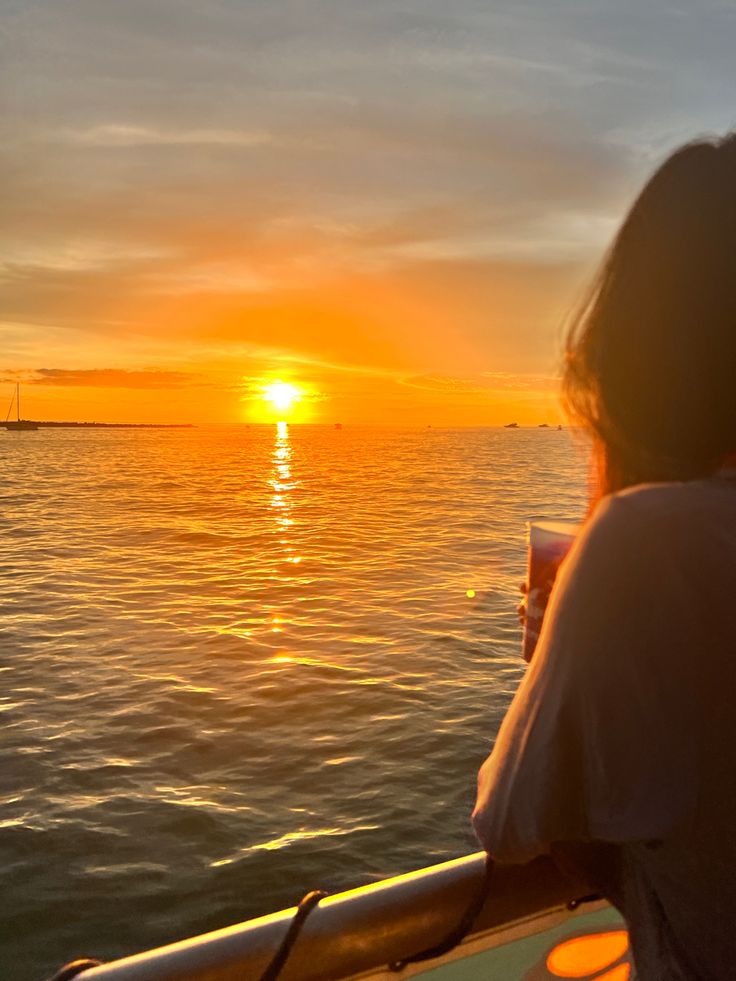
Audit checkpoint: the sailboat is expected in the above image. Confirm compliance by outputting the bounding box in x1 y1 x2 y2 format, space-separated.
4 383 38 431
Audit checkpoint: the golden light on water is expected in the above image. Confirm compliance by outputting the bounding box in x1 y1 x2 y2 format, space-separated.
268 420 300 638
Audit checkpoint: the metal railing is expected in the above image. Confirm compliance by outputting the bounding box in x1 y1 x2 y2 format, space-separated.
65 851 602 981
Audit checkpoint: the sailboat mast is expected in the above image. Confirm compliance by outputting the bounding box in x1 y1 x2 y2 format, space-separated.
17 382 20 422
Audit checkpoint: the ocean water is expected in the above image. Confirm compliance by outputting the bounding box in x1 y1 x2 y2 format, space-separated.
0 424 589 980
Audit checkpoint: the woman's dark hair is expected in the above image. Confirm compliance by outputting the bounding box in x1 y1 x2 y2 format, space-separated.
563 132 736 500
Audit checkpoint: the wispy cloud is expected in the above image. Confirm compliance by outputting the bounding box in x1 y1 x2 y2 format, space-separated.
1 368 202 389
400 371 559 395
63 125 273 148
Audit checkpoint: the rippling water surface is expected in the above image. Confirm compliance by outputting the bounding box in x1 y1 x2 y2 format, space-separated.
0 424 588 979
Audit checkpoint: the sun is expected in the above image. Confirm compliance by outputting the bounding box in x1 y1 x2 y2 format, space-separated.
263 381 301 414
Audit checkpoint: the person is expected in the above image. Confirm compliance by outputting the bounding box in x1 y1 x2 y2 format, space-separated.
472 132 736 980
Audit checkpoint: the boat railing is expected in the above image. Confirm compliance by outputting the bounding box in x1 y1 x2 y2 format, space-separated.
66 851 606 981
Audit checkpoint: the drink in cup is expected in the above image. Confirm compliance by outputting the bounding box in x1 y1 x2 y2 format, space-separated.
522 520 580 662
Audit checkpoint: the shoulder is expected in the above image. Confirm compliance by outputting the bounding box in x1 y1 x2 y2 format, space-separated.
586 480 710 544
575 484 669 556
583 479 730 567
539 482 702 672
551 479 728 642
555 482 697 609
611 479 709 517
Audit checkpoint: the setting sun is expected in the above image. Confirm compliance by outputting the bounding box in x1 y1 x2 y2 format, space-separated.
263 381 301 414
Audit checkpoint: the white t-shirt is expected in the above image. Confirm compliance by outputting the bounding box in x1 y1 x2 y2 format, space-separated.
473 478 736 980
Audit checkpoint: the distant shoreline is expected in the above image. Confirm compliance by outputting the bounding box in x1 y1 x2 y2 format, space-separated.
3 421 194 429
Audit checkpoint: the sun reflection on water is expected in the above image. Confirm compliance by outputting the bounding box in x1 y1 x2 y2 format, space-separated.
270 422 294 529
268 653 361 672
268 422 303 635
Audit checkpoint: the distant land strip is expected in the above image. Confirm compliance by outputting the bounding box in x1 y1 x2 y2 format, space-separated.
3 421 194 429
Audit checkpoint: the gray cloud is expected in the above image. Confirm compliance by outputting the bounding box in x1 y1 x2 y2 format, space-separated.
0 368 201 388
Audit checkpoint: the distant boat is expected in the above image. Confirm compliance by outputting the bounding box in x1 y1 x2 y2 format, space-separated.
4 383 38 431
538 423 550 428
557 425 563 431
335 422 343 430
504 422 519 429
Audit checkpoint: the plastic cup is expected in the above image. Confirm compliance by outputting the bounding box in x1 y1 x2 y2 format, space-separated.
522 520 580 662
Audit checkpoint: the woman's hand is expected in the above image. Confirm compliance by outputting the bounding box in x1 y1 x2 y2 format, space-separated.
517 582 527 627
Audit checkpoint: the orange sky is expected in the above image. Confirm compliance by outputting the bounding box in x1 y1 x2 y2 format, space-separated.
3 259 584 425
2 3 734 424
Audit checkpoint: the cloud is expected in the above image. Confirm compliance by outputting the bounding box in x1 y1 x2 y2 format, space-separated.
63 125 273 148
399 374 500 395
3 368 202 389
0 248 593 378
401 372 558 393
